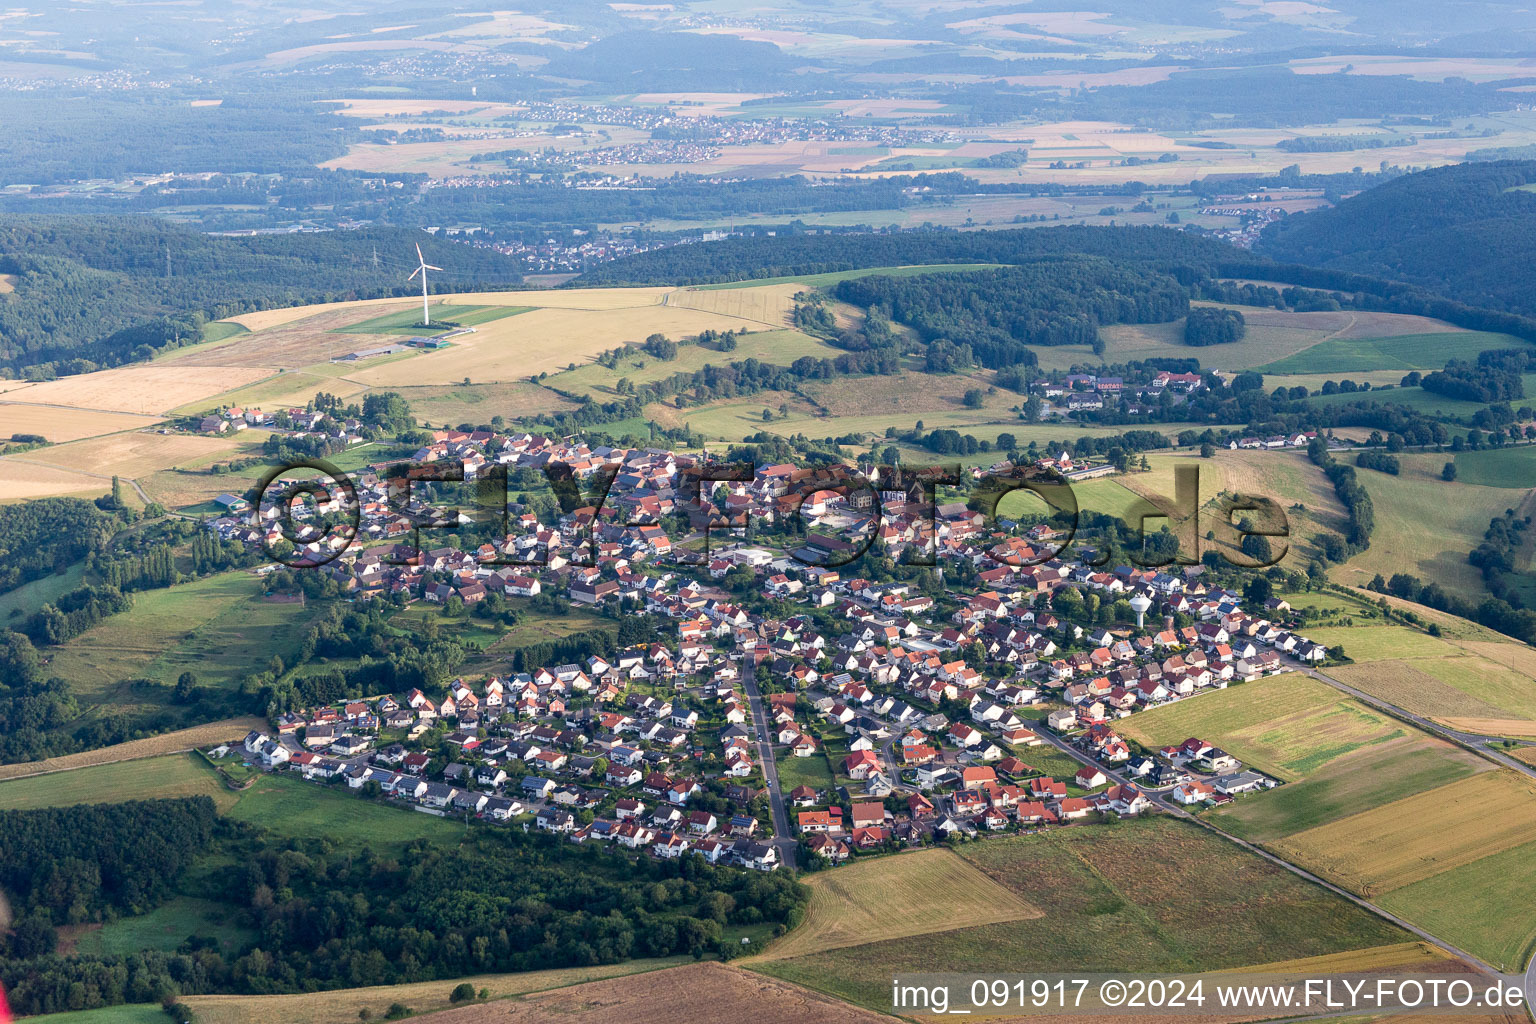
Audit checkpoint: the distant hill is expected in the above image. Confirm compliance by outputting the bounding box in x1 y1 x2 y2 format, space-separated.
0 217 521 375
544 31 800 90
1257 160 1536 315
573 225 1242 286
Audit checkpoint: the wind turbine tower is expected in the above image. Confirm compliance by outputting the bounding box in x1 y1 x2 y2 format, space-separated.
407 243 442 328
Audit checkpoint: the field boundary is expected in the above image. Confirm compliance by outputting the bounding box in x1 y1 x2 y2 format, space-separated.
0 716 267 782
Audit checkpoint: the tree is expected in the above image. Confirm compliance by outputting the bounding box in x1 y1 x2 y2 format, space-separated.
450 983 477 1004
963 388 984 409
1200 442 1215 458
1442 462 1457 481
1243 575 1273 607
173 671 197 704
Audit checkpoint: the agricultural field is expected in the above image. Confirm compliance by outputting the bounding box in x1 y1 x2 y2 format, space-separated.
666 281 800 326
183 958 695 1024
6 429 258 480
0 752 236 811
1207 741 1486 842
386 381 578 427
1451 444 1536 488
0 716 267 782
1104 448 1346 568
334 303 533 335
1255 330 1518 375
752 818 1409 1012
41 571 313 712
1304 624 1463 662
24 1007 168 1024
1272 771 1536 897
1310 622 1536 734
167 368 365 418
750 847 1041 961
1119 674 1406 781
350 302 773 386
0 458 118 501
1378 839 1536 971
0 364 275 415
1055 309 1490 376
1333 459 1536 595
1120 673 1489 840
1331 657 1536 737
0 749 461 846
402 962 891 1024
0 403 164 444
1082 315 1338 373
542 328 837 400
220 287 677 333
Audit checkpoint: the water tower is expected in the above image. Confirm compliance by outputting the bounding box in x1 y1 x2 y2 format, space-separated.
1128 593 1153 629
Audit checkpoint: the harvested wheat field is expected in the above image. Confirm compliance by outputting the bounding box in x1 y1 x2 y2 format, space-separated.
751 847 1040 963
0 458 109 500
1220 940 1464 976
1273 771 1536 896
403 963 895 1024
184 958 692 1024
0 402 164 443
353 303 770 385
179 305 427 368
1330 661 1524 726
669 282 799 328
0 716 269 781
1 365 274 414
8 430 249 478
224 287 676 332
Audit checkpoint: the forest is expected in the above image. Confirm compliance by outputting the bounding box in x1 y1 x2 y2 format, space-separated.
0 96 365 185
1257 160 1536 315
833 259 1189 367
574 224 1239 286
0 498 115 595
1184 307 1246 346
0 799 810 1017
0 217 521 373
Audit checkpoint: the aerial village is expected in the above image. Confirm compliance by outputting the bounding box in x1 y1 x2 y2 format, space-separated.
216 429 1331 871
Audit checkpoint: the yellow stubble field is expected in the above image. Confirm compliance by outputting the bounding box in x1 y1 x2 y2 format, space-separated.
0 365 275 415
351 303 772 385
0 402 165 443
1272 771 1536 896
7 430 254 478
222 286 677 333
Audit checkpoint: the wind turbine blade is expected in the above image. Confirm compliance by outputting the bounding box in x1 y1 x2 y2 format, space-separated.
415 242 425 264
423 264 443 271
408 267 422 281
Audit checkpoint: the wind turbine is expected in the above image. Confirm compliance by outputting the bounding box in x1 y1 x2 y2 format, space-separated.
407 243 442 328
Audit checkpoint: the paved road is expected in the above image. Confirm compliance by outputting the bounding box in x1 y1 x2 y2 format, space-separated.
739 671 797 868
1289 659 1536 782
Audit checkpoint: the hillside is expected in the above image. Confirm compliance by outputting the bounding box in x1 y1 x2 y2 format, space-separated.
1258 160 1536 315
572 225 1243 286
0 217 522 375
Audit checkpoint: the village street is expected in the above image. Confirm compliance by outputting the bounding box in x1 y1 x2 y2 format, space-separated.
740 668 798 869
